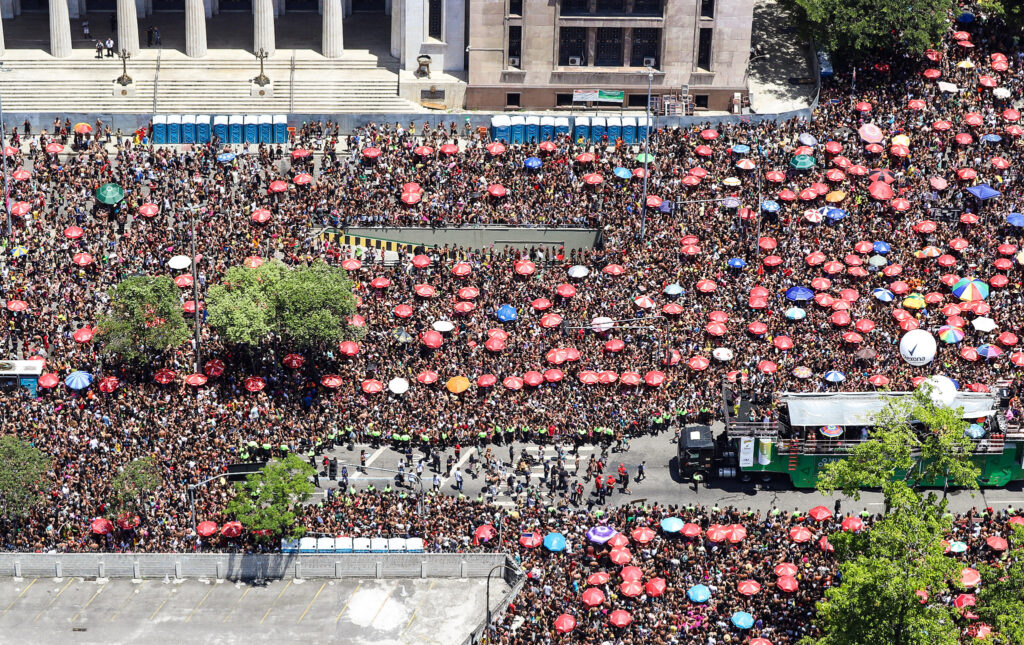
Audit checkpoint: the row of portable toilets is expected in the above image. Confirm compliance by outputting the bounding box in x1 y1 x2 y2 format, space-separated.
151 114 289 145
281 536 425 553
490 115 651 145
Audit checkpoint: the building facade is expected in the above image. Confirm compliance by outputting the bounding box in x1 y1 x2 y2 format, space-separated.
466 0 754 112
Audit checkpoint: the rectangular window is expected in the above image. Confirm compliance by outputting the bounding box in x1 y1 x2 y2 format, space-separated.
595 0 624 14
556 93 574 106
508 0 522 14
558 27 587 65
595 27 623 66
627 93 648 107
631 27 660 67
506 92 521 107
631 0 661 15
561 0 589 15
694 94 709 109
700 0 714 19
697 27 713 70
508 26 522 63
428 0 443 40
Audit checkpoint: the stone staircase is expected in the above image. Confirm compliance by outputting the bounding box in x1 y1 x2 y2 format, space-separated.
0 50 421 114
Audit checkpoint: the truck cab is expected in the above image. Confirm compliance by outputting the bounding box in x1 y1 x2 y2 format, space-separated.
677 426 715 481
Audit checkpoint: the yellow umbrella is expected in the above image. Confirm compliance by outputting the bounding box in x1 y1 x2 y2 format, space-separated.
891 134 911 147
446 376 471 394
956 60 975 69
825 191 846 203
902 293 926 310
723 177 742 187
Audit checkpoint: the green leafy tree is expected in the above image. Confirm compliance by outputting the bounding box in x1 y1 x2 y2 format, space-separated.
790 0 955 58
110 456 163 515
975 525 1024 644
97 275 190 363
816 387 979 501
977 0 1024 32
225 454 315 539
206 263 282 346
805 482 962 645
0 436 52 520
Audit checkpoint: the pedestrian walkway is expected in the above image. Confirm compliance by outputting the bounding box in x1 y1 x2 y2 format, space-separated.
746 0 818 113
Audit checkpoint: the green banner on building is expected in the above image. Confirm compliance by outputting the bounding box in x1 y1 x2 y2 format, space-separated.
573 89 625 103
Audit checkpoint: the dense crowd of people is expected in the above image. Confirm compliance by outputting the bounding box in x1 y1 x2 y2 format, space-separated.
0 1 1023 642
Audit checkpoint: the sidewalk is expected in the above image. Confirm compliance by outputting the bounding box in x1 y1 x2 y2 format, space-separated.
746 0 817 114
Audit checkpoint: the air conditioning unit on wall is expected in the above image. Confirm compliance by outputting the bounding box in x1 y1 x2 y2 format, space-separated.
568 56 582 66
643 57 656 67
508 56 520 68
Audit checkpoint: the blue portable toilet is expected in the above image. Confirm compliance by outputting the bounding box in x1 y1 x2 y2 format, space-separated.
637 116 651 141
540 116 555 141
335 537 353 553
213 115 228 143
258 114 272 143
590 116 606 143
490 115 511 142
243 115 258 143
298 537 316 553
555 116 570 138
228 115 243 144
273 114 288 143
574 116 590 144
509 115 525 144
622 116 637 144
151 114 167 144
166 114 181 144
181 115 196 144
370 537 388 553
194 115 211 143
607 116 622 142
525 115 540 143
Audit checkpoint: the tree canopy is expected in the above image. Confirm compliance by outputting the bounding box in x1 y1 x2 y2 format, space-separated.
790 0 955 58
225 454 316 539
97 275 190 363
0 436 52 520
975 525 1024 644
207 260 360 350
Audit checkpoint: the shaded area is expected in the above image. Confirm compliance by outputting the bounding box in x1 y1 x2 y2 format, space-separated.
746 0 817 113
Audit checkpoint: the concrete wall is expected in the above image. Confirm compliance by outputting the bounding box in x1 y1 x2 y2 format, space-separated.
344 225 601 253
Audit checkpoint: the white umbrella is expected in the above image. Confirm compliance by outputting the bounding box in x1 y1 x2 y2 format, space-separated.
712 347 734 361
993 87 1011 99
432 320 455 333
388 377 410 394
972 317 997 332
937 81 959 94
591 316 614 333
168 255 192 270
567 265 590 279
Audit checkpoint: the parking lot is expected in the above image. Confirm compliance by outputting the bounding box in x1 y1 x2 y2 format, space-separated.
0 576 504 644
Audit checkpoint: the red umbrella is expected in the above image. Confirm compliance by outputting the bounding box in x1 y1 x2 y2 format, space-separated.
644 577 666 597
695 145 713 156
244 376 266 392
72 326 94 343
554 613 576 633
450 262 473 277
955 133 974 145
90 518 114 535
487 184 507 197
706 525 728 542
521 371 543 387
609 548 632 564
540 313 562 328
855 101 872 112
986 536 1008 551
681 523 701 537
476 374 497 387
413 145 434 156
415 370 438 385
282 353 305 368
808 506 833 521
964 112 984 126
196 521 218 537
411 254 431 268
961 568 981 587
485 141 506 155
440 143 459 154
268 179 288 193
688 356 710 371
758 237 777 251
473 523 497 545
361 147 381 158
581 587 605 607
420 330 443 348
221 521 243 538
608 609 632 628
290 148 311 158
738 579 762 595
185 373 207 386
773 336 794 350
98 376 119 393
776 575 799 592
789 526 813 542
154 368 176 384
555 283 577 298
10 201 31 216
251 208 271 223
1003 108 1021 122
45 142 64 154
348 313 365 326
244 256 264 269
751 640 773 645
361 379 384 394
757 360 777 374
485 337 506 352
138 202 160 217
338 341 360 356
453 301 475 314
514 260 535 276
370 277 391 289
620 580 643 597
907 99 926 110
933 120 952 131
183 300 204 314
583 173 604 185
413 284 436 298
644 370 666 386
502 376 523 390
543 369 564 383
868 182 893 200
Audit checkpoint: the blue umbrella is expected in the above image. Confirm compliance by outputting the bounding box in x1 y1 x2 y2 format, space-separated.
981 133 1002 143
613 167 632 180
872 288 895 302
727 258 747 269
731 612 755 629
824 370 846 383
731 144 751 154
958 11 975 22
873 241 891 254
1007 213 1024 227
977 344 1002 359
785 307 806 320
722 197 741 209
965 423 986 439
967 184 1001 201
825 207 847 221
798 133 818 146
65 371 93 390
664 283 683 296
687 584 711 603
760 200 780 213
216 152 236 163
495 304 518 322
785 286 814 302
524 157 542 169
543 532 566 552
658 201 673 213
660 517 684 533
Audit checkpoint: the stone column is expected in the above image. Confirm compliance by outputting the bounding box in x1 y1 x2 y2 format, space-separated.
0 16 5 56
49 0 72 58
253 0 275 55
116 0 139 55
322 0 342 58
185 0 206 57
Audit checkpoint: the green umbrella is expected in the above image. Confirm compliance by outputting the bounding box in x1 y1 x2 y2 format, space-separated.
635 152 655 163
790 155 816 170
95 183 125 205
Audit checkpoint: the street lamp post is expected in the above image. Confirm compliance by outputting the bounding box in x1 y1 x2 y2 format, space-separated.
253 48 270 87
639 65 654 242
184 205 203 373
484 563 514 644
188 474 228 534
0 93 9 238
116 49 133 86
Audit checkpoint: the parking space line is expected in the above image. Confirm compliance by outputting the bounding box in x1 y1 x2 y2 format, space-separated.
110 583 140 621
72 583 106 622
297 582 326 623
335 582 361 623
260 580 291 624
149 588 175 621
33 578 73 622
2 578 37 616
221 586 250 623
369 585 396 626
185 585 216 622
401 581 435 634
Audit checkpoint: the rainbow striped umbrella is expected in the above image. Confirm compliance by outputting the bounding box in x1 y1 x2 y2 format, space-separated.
938 325 966 343
902 293 927 310
952 278 989 302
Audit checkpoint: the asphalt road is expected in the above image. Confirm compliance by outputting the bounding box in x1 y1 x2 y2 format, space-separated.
316 429 1024 517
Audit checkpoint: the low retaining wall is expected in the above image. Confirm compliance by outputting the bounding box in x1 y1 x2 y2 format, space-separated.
341 226 601 253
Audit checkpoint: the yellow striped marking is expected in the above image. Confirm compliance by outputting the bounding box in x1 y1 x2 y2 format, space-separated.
33 578 73 621
221 586 250 623
186 585 216 622
3 578 37 615
297 582 326 623
368 584 396 626
335 582 362 623
148 587 175 621
402 580 436 633
259 579 291 624
72 583 106 621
